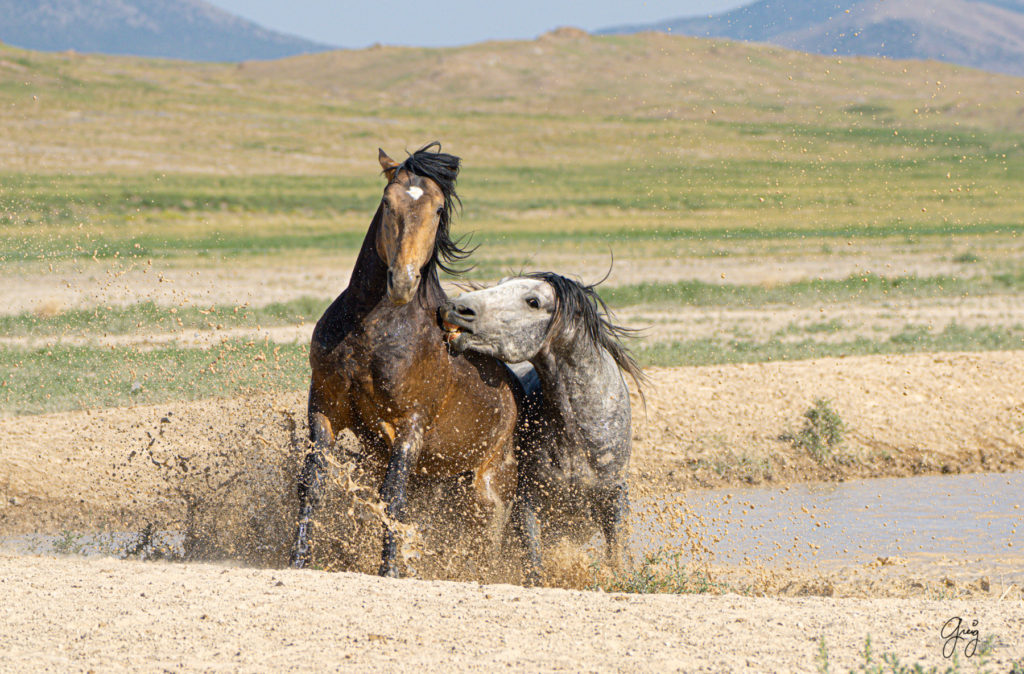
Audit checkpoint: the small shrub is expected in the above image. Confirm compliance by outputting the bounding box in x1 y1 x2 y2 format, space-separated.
816 636 830 674
53 529 83 555
817 634 978 673
123 522 180 561
953 250 980 264
790 398 845 463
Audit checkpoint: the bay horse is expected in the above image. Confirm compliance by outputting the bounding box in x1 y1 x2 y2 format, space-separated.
291 143 521 576
440 272 645 584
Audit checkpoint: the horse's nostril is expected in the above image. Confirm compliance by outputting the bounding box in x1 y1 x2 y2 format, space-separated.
386 269 394 289
455 304 475 319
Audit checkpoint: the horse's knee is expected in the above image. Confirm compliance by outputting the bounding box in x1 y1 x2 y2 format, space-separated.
309 411 335 447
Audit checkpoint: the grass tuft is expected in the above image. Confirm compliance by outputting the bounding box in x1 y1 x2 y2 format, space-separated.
595 551 726 595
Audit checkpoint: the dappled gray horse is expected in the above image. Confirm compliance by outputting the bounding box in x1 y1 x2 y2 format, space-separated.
440 272 645 584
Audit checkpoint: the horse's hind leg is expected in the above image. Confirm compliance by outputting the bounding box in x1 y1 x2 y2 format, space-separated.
291 403 336 568
378 415 424 578
593 482 628 571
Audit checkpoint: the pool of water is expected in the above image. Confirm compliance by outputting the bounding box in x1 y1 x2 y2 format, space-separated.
631 470 1023 570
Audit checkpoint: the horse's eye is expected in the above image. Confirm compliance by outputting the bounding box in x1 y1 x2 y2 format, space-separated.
436 206 444 215
526 297 540 309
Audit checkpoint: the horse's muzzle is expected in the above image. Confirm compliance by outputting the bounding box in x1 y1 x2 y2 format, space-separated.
439 301 474 346
387 267 420 305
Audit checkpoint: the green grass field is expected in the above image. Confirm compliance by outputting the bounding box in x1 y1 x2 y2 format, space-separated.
4 147 1024 263
4 321 1022 415
1 33 1023 415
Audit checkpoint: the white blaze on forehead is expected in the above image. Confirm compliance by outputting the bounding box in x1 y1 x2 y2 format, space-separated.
406 186 424 200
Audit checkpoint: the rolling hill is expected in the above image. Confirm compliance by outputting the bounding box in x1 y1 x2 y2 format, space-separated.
0 0 334 62
2 28 1022 179
600 0 1024 77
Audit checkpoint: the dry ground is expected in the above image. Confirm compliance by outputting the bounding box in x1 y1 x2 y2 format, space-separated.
4 287 1024 673
1 554 1022 672
3 241 1024 671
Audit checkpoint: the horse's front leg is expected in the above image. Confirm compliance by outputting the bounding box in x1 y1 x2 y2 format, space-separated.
291 401 336 568
593 481 628 571
378 415 423 578
508 480 543 586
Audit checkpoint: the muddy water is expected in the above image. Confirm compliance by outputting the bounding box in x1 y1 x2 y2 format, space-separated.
632 471 1023 578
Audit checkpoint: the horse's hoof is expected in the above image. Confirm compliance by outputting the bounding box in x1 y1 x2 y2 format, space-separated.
290 546 311 569
378 563 401 578
523 570 542 587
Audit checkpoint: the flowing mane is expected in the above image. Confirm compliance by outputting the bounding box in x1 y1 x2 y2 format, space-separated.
391 141 474 276
525 271 647 397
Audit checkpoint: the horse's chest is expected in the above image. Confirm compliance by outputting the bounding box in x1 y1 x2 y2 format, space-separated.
529 413 628 486
338 317 447 407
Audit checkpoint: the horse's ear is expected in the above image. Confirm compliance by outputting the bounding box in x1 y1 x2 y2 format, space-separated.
378 148 399 181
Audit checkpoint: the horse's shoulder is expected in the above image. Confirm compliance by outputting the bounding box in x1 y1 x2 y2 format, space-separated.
450 349 519 397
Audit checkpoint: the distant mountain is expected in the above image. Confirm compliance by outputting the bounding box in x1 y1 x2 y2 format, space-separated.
600 0 1024 77
0 0 335 62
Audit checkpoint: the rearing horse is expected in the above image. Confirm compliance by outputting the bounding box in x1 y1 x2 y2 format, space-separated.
291 143 521 577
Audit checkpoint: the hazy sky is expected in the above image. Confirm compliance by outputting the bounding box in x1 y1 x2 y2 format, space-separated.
205 1 751 49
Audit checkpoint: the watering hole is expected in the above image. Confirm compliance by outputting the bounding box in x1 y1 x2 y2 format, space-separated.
632 470 1024 583
5 469 1021 585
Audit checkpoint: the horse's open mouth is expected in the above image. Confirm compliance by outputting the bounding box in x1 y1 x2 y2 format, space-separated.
439 305 473 344
441 319 465 343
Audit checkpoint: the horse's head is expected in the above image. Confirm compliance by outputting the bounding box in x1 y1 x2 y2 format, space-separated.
441 272 647 394
440 277 557 363
376 144 465 305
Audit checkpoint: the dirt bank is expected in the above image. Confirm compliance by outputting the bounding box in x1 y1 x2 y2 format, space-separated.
635 350 1024 490
3 351 1023 536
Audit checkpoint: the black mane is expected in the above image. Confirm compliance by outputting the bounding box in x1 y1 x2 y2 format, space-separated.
526 271 647 398
393 141 474 276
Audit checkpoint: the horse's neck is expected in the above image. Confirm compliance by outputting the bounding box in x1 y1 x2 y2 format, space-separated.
343 206 389 310
532 335 627 439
